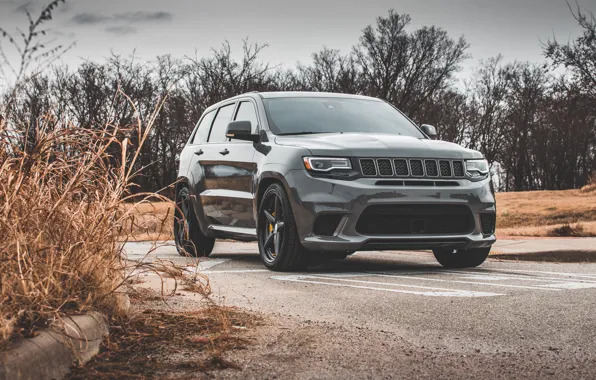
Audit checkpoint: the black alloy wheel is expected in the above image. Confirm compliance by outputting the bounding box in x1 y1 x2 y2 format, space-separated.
257 183 309 271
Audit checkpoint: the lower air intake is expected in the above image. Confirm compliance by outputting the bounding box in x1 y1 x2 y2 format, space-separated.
356 204 474 235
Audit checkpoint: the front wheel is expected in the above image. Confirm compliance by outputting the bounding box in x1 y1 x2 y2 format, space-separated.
257 183 309 271
174 187 215 257
433 247 491 268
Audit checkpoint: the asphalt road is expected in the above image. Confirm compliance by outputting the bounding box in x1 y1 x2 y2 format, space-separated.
125 240 596 378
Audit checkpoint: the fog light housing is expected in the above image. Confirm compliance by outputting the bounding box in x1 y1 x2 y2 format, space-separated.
314 214 343 236
480 213 496 235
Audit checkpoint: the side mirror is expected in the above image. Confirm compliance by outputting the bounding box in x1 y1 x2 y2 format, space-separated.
420 124 438 140
226 121 260 142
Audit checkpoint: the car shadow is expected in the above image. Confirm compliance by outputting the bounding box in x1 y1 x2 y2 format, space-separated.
210 251 448 273
209 252 262 264
311 255 442 273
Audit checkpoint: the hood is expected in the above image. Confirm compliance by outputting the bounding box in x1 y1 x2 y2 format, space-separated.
274 133 482 159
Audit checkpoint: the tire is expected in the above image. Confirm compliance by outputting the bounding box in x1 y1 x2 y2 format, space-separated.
432 247 491 268
174 187 215 257
257 183 309 271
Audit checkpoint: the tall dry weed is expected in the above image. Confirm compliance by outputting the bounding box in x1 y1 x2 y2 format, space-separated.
0 100 208 345
0 0 210 348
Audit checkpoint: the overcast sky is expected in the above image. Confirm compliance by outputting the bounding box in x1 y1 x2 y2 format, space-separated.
0 0 594 82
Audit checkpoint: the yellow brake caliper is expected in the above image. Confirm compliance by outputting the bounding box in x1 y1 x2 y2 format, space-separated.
269 212 275 253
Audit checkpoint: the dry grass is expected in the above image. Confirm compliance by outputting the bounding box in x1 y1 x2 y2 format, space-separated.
580 173 596 193
66 305 259 379
0 102 209 347
547 223 593 237
498 221 596 237
490 250 596 262
123 202 174 242
496 189 596 237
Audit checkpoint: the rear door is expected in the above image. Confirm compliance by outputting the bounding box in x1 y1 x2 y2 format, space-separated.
205 99 259 231
189 103 236 226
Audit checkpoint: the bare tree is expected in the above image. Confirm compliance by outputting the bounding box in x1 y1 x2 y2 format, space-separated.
465 56 512 167
297 47 360 93
353 10 469 122
545 3 596 99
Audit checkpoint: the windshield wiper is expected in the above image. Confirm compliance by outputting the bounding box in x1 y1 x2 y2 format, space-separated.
279 131 334 136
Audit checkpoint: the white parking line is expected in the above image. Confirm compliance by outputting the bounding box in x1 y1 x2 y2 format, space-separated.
272 275 503 297
202 269 270 274
538 282 596 289
441 270 596 284
369 272 562 291
504 269 596 280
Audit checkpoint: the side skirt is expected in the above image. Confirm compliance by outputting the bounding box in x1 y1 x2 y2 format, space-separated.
208 225 258 242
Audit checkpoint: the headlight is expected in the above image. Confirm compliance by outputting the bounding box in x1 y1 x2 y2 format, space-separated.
303 157 352 172
465 159 489 179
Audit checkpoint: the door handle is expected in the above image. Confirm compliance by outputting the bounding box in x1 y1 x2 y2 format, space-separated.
194 149 204 156
219 149 230 156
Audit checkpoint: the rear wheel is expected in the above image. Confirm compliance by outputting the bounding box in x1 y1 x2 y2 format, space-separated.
258 183 309 271
174 187 215 257
432 247 491 268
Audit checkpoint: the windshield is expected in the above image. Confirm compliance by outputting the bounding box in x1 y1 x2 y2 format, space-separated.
263 97 425 138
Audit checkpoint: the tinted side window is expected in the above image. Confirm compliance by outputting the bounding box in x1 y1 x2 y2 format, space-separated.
234 101 258 133
192 110 215 144
208 104 235 143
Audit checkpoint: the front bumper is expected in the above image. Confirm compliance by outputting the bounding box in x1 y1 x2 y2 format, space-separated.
284 170 496 252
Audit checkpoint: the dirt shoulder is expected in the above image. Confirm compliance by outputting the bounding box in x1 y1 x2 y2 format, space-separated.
66 290 260 380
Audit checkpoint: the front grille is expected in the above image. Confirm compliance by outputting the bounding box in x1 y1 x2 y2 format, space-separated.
425 160 439 177
439 160 452 177
360 159 377 176
356 204 474 236
453 161 465 177
480 213 496 235
394 159 409 176
410 160 424 176
377 159 393 176
359 158 465 179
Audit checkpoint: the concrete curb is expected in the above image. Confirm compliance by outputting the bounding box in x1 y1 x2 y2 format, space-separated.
0 312 109 380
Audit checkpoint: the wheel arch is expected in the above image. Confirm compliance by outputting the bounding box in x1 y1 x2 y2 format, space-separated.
174 175 214 238
174 176 190 195
254 171 293 222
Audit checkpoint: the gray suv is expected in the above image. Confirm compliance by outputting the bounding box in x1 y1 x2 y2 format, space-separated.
175 92 496 271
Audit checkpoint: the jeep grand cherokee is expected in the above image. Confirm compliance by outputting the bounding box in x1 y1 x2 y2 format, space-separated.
174 92 496 271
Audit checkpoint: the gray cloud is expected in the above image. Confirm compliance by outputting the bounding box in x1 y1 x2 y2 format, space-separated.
71 11 173 26
105 25 137 35
112 11 173 23
71 12 109 25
